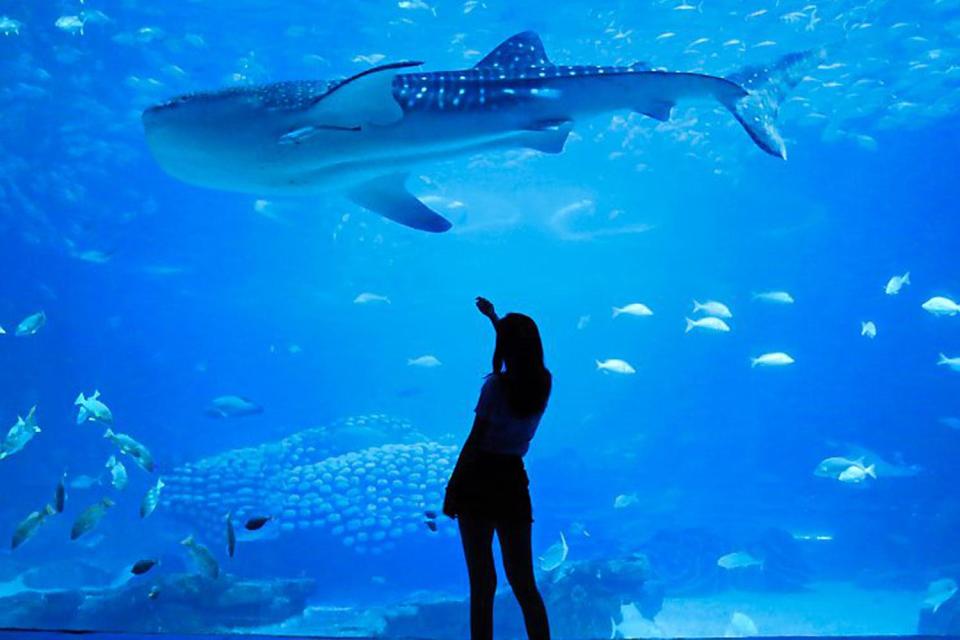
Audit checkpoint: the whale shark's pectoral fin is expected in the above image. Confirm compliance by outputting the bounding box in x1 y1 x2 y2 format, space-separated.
517 119 573 154
347 173 452 233
308 60 422 129
636 99 675 122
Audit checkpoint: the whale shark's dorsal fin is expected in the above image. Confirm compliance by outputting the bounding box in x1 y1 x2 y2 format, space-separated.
474 31 552 69
306 60 422 129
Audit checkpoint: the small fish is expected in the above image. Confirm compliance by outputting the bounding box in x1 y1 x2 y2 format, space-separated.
148 586 161 599
612 303 653 318
751 352 794 367
424 510 438 520
181 534 219 579
838 464 876 484
75 391 113 425
226 513 236 558
244 515 272 531
54 15 84 35
884 272 910 295
655 32 676 41
140 478 166 518
613 493 638 509
923 578 958 613
596 359 636 375
746 8 768 18
408 355 442 368
939 417 960 431
538 532 568 571
0 16 23 36
54 472 66 513
70 498 115 540
105 456 128 490
718 551 764 570
814 456 868 479
424 520 438 532
205 395 263 419
685 317 731 333
576 315 591 330
354 292 391 305
131 559 158 575
0 406 41 461
861 321 877 339
752 291 794 304
692 300 732 318
937 354 960 372
727 612 759 637
104 428 155 472
352 53 386 65
922 296 960 316
11 505 56 550
14 311 46 337
70 474 102 490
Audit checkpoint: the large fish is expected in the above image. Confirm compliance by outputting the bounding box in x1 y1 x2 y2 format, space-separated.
143 31 798 232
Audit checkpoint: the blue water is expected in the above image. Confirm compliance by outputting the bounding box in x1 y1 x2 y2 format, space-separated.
2 0 960 637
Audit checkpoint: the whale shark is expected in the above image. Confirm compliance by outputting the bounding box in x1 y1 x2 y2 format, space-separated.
143 31 799 233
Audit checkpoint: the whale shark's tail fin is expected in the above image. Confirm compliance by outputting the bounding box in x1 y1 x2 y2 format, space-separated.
723 50 820 161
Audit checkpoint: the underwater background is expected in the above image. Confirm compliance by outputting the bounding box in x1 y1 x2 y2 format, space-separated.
2 0 960 637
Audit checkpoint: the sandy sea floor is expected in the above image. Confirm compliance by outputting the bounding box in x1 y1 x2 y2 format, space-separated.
0 575 926 637
618 581 924 637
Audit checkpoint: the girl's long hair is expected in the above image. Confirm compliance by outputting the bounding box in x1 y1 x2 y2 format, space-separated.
492 313 552 418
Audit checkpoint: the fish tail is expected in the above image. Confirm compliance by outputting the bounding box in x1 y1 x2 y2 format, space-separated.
750 357 759 368
612 307 621 318
903 271 910 284
685 318 695 333
865 464 877 479
610 616 618 640
938 353 948 365
723 50 819 160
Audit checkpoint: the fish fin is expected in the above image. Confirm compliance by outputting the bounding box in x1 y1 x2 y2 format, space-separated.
75 392 85 405
685 318 696 333
308 60 422 128
865 464 877 479
612 307 621 318
750 357 759 367
722 50 817 160
637 99 675 122
515 121 573 154
347 173 452 232
939 353 948 365
474 31 552 70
